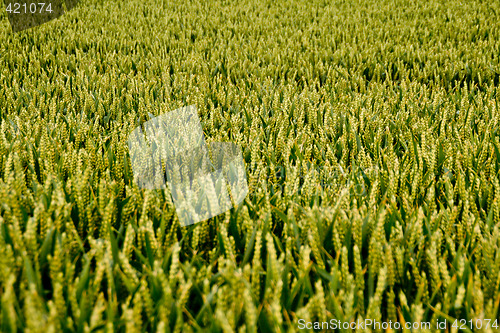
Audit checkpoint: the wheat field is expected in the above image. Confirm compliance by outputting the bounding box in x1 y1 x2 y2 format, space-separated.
1 0 500 332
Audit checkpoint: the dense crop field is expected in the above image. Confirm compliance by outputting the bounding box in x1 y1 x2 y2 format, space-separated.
1 0 500 331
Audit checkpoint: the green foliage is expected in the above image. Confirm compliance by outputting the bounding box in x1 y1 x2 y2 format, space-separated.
1 0 500 332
